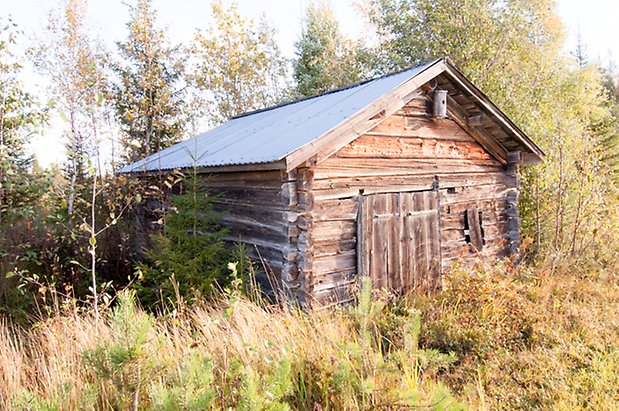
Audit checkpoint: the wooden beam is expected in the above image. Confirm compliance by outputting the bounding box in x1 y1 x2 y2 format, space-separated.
285 60 449 172
447 95 508 165
467 114 486 127
443 63 545 162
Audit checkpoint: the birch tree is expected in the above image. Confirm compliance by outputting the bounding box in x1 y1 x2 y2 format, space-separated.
189 1 288 126
31 0 107 217
293 2 372 97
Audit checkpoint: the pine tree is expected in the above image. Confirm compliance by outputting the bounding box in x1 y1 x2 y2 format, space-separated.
113 0 186 163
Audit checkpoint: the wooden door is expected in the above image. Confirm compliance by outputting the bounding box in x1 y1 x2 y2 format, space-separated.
358 191 441 292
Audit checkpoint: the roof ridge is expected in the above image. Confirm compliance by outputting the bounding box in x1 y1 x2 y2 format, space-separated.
231 60 441 120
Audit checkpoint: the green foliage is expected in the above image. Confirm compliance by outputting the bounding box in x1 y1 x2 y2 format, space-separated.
366 0 619 266
137 167 231 308
412 262 619 409
0 18 51 320
83 290 159 409
293 2 374 97
113 0 187 163
237 359 293 411
0 18 46 224
189 1 289 125
418 261 538 359
148 348 215 410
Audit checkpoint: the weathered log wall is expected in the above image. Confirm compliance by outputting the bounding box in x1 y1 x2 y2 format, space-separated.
201 170 298 298
305 91 514 304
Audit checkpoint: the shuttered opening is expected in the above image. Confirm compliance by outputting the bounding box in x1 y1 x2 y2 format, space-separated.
358 191 441 293
464 207 485 252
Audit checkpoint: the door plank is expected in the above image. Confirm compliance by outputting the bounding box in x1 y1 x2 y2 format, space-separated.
359 190 441 293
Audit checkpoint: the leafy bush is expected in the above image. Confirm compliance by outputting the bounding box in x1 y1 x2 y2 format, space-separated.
412 261 619 409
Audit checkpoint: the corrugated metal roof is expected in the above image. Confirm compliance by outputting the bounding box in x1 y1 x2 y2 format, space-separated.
119 60 439 173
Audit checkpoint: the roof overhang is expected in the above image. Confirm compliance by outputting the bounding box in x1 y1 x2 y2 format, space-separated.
441 60 545 163
283 58 544 171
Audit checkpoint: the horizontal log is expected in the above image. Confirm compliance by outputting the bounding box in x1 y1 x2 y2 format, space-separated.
210 187 284 208
441 214 508 231
311 220 356 242
312 251 357 276
335 134 493 161
441 235 507 258
441 221 508 242
439 185 509 205
313 183 435 201
200 170 284 188
315 157 503 180
312 239 357 257
223 221 287 246
223 235 288 259
213 203 285 224
441 198 504 213
310 269 357 292
311 281 357 306
368 115 474 142
312 198 358 221
437 172 508 188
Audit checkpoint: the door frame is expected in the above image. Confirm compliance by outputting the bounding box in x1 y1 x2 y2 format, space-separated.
356 187 442 292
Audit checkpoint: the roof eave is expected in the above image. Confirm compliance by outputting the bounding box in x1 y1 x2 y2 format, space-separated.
117 159 287 176
441 59 545 163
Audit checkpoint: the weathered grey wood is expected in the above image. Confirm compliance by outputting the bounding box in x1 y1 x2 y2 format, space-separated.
466 207 484 252
447 95 508 164
359 191 441 293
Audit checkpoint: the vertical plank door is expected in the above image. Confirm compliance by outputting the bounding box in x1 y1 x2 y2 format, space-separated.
358 191 441 293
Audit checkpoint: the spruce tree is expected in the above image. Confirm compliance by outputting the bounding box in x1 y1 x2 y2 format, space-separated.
113 0 186 163
137 162 230 307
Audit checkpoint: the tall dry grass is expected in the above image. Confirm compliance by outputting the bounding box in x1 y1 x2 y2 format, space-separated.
0 282 460 410
1 261 617 410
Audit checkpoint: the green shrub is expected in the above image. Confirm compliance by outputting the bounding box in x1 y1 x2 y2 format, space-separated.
136 168 232 308
82 290 160 409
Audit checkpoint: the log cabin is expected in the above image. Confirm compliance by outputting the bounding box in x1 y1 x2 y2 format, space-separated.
120 58 544 306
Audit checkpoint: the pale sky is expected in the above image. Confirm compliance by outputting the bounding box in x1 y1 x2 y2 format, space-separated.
2 0 618 167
